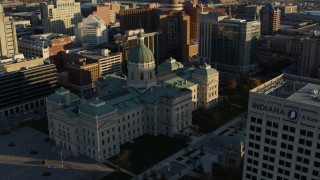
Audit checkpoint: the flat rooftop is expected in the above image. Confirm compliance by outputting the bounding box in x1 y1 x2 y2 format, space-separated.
252 74 320 106
74 50 121 60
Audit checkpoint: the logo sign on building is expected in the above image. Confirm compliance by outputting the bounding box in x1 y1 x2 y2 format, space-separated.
251 102 299 123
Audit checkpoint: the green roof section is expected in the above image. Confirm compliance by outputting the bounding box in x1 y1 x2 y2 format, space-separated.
139 86 188 103
100 88 142 114
80 98 116 117
158 68 197 89
128 45 155 64
63 105 79 118
100 75 126 93
47 87 80 105
113 98 142 114
193 63 218 76
159 57 183 70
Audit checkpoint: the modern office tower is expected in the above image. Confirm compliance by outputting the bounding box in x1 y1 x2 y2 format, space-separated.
119 0 202 63
243 74 320 180
118 2 229 63
260 3 281 36
0 63 57 118
199 13 260 74
0 5 18 59
42 0 81 36
18 33 76 69
297 38 320 79
245 5 261 21
158 10 192 63
119 8 154 34
198 13 228 65
81 4 110 25
46 33 218 161
74 14 108 47
183 3 226 41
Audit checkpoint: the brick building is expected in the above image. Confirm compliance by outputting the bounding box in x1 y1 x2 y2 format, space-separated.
18 33 77 69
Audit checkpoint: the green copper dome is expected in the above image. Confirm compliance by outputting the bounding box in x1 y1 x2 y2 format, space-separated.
128 44 155 64
128 30 155 64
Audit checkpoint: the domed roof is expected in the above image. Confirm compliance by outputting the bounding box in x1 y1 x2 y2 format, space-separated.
128 45 155 64
159 57 183 70
193 63 218 76
128 31 155 64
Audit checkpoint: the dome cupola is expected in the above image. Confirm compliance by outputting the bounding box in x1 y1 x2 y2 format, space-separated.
128 31 155 64
126 30 157 92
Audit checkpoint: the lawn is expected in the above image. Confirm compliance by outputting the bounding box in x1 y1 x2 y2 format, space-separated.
108 134 186 174
14 117 49 134
192 102 245 133
100 171 132 180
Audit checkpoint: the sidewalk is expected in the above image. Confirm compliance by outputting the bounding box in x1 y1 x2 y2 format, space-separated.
104 159 137 178
134 112 247 179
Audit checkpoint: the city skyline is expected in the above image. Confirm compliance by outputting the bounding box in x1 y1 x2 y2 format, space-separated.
0 0 320 179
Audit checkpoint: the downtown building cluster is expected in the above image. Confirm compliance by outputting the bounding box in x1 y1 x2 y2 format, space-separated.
46 33 219 161
1 0 320 178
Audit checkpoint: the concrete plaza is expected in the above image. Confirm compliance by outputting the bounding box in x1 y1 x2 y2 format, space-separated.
0 127 113 180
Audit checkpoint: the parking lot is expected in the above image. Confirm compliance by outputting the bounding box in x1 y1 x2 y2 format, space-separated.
0 127 113 180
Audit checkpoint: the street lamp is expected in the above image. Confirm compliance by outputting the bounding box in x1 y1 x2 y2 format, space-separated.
60 149 65 168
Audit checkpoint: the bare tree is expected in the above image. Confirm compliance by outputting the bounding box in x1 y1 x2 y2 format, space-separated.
117 150 131 172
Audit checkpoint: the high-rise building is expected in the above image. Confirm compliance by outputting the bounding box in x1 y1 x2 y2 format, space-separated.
80 4 110 25
119 9 155 34
244 5 261 21
297 38 320 79
119 0 208 63
158 10 192 62
42 0 81 36
0 5 18 59
0 63 57 118
243 74 320 180
18 33 76 69
183 3 226 41
260 3 281 36
74 14 108 48
199 13 260 74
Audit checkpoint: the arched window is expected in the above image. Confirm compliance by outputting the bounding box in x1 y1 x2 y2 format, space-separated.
131 72 134 80
140 73 144 80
